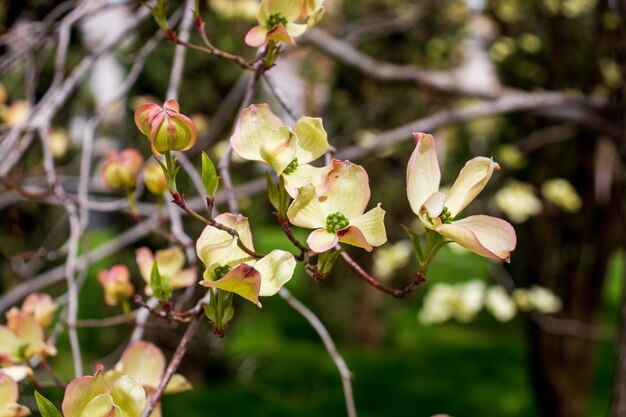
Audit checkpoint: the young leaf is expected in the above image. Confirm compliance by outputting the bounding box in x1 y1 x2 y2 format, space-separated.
35 391 63 417
201 152 220 198
277 176 292 218
150 260 172 302
317 248 344 278
401 224 424 262
265 171 279 212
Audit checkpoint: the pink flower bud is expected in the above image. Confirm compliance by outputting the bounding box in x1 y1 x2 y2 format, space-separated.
143 161 168 195
98 265 135 306
134 99 198 155
101 149 144 189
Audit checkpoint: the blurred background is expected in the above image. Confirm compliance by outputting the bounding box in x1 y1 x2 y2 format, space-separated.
0 0 623 416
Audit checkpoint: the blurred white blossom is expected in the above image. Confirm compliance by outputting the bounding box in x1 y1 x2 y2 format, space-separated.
541 178 582 213
372 240 412 280
512 286 562 313
494 180 543 223
485 286 517 321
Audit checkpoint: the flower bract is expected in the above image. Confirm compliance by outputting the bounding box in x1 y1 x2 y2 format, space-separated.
134 100 198 156
136 247 196 295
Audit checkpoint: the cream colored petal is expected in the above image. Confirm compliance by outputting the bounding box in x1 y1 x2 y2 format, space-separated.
0 327 21 362
282 164 329 198
293 117 328 164
164 374 192 395
406 133 441 216
260 0 302 22
79 394 120 417
318 160 370 219
169 267 197 290
0 372 18 405
421 192 445 218
21 293 57 328
287 184 327 228
346 204 387 248
110 376 146 417
2 403 31 417
154 247 185 278
12 314 44 346
196 213 255 268
0 366 31 382
305 5 325 28
254 250 297 296
259 126 297 174
285 22 307 37
244 25 270 48
230 104 284 162
445 157 499 217
437 215 516 262
306 228 339 253
116 342 165 391
62 371 109 417
135 247 155 285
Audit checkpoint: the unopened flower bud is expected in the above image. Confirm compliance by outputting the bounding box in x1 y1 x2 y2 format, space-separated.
134 99 198 155
143 161 168 195
98 265 135 306
102 149 144 189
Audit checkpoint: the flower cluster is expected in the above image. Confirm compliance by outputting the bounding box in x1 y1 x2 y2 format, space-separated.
0 294 57 365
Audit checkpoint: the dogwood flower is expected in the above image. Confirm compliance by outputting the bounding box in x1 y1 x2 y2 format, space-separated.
17 293 57 328
244 0 325 48
142 161 168 195
0 372 30 417
0 308 56 365
104 342 190 417
62 368 145 417
287 159 387 253
230 103 329 197
407 133 516 262
196 213 296 307
101 149 144 189
134 100 198 156
136 247 196 295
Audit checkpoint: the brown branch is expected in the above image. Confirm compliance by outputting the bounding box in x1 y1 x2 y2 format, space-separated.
339 250 425 298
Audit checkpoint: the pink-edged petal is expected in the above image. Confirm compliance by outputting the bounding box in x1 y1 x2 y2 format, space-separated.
22 293 57 327
337 227 372 252
200 264 262 307
245 25 269 48
293 116 328 164
407 132 441 216
254 250 296 296
164 374 192 395
79 394 120 417
306 229 339 253
169 267 197 290
286 184 327 228
259 0 303 23
135 247 155 285
266 24 297 46
345 204 387 249
196 213 255 269
109 376 146 417
259 126 298 174
0 372 18 404
437 215 516 262
62 370 109 417
318 160 370 219
445 157 500 217
282 163 329 198
115 342 165 391
133 104 162 138
162 99 180 113
230 104 285 162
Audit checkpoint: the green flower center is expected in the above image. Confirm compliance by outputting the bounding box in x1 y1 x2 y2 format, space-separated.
325 212 349 233
440 207 453 224
214 265 232 279
282 157 299 175
267 13 288 29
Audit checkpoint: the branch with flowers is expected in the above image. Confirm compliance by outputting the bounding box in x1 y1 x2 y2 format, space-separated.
2 0 614 416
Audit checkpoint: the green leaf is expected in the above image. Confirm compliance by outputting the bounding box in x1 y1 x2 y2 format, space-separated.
150 260 171 302
265 171 279 212
201 152 220 198
401 224 424 262
35 391 63 417
317 248 344 278
277 176 292 218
